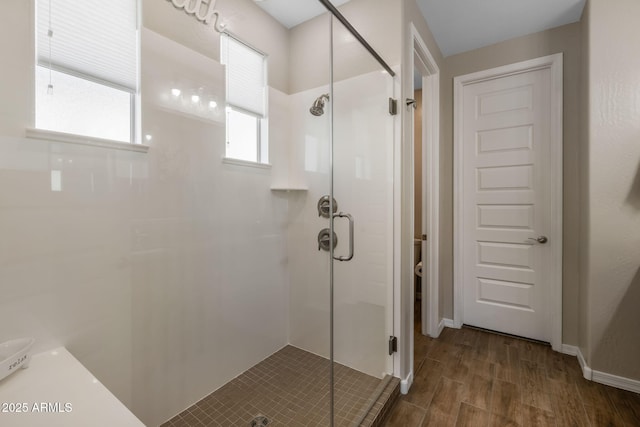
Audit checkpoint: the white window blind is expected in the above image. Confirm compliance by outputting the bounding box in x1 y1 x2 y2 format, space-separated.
36 0 138 91
220 33 266 117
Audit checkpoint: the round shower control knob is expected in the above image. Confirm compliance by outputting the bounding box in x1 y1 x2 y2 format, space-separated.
317 196 338 218
317 228 338 252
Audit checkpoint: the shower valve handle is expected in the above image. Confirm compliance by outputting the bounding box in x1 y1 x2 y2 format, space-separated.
317 228 337 252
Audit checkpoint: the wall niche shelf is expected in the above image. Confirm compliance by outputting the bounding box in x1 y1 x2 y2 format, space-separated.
270 187 308 192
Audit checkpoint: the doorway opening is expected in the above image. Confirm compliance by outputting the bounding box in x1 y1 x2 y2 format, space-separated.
413 64 424 336
404 23 440 391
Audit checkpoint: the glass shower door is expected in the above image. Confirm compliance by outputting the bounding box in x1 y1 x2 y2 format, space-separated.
329 13 396 425
284 2 395 425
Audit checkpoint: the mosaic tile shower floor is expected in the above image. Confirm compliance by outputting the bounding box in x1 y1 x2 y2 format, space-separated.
161 345 398 427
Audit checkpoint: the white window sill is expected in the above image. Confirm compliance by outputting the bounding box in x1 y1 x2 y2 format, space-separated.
25 128 150 153
222 157 271 169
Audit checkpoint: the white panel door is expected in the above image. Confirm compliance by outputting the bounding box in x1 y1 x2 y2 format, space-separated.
461 67 554 342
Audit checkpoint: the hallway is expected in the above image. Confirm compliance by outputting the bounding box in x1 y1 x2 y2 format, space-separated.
384 326 640 426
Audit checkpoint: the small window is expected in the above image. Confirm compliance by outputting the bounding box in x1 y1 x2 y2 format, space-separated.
220 33 268 164
35 0 138 143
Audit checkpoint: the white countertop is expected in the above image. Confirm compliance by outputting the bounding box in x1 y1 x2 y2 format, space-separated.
0 347 144 427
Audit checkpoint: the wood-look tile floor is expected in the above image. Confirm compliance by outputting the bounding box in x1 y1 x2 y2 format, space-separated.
384 323 640 427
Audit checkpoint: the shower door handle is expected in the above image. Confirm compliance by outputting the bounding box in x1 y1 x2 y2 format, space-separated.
333 212 354 261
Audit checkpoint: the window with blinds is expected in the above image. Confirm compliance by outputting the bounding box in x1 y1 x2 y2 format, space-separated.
35 0 138 144
220 33 268 164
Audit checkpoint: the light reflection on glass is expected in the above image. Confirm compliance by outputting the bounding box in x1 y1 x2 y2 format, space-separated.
161 84 222 122
51 170 62 192
305 136 318 172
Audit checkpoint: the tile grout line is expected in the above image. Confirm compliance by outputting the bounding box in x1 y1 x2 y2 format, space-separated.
398 399 429 412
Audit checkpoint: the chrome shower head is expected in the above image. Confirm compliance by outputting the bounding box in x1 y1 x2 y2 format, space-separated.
310 94 329 116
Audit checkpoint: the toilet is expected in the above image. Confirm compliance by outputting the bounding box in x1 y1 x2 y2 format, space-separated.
414 239 422 300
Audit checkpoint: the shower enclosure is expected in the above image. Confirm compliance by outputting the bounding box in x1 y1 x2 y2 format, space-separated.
159 1 399 425
241 0 398 425
159 2 398 420
101 0 399 423
0 0 398 425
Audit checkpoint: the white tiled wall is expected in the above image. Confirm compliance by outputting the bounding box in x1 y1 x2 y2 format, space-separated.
0 4 292 426
129 30 291 425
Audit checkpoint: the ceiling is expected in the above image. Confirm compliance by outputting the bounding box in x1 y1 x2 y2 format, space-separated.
254 0 350 29
255 0 586 57
417 0 586 57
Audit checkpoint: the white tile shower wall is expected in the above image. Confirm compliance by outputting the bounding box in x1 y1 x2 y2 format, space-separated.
269 88 294 188
287 69 395 379
0 134 142 406
133 31 290 425
286 91 331 354
0 4 290 427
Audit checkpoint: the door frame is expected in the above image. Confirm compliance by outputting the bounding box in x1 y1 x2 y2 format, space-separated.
409 23 440 341
399 22 440 393
453 54 563 351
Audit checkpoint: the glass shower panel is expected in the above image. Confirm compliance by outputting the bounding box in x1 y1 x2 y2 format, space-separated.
283 3 334 425
330 13 396 423
268 2 396 425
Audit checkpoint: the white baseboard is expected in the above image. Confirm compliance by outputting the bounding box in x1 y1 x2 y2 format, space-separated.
560 344 578 356
561 345 640 393
400 372 413 395
576 347 593 380
434 318 456 337
592 370 640 394
443 318 456 328
435 319 445 337
562 344 592 380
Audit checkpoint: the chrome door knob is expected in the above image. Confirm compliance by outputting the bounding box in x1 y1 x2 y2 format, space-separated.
528 236 548 244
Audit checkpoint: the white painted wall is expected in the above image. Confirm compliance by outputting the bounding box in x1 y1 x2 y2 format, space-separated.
578 0 590 369
0 0 32 137
289 0 402 93
581 0 640 382
143 0 291 94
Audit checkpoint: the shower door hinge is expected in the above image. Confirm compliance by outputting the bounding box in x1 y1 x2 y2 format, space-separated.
388 336 398 355
389 98 398 115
